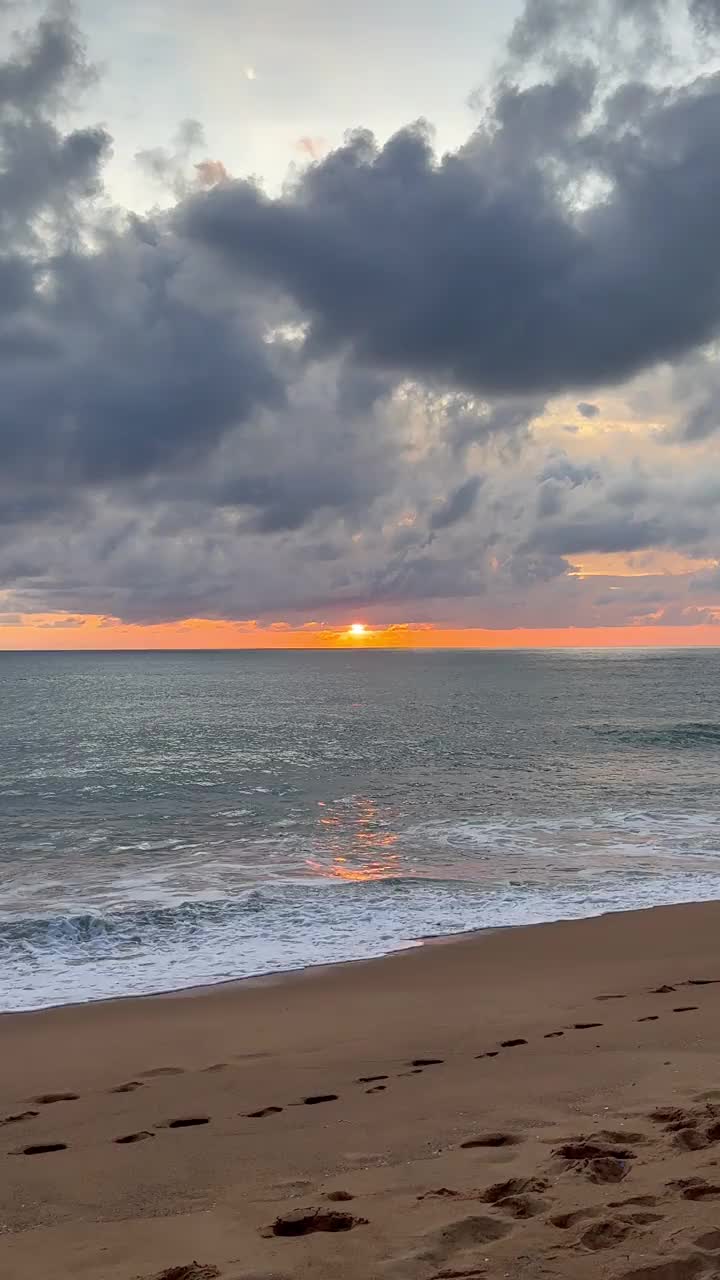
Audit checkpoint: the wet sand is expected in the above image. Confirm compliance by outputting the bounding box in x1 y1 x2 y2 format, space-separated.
4 900 720 1279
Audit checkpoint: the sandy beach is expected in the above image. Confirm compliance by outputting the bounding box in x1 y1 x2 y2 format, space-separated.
3 901 720 1279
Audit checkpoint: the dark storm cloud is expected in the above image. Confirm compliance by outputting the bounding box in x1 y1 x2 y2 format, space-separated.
505 0 672 67
450 397 543 453
530 510 707 555
536 456 598 516
180 58 720 398
531 516 667 554
0 7 284 492
0 6 92 114
0 5 107 247
429 476 482 530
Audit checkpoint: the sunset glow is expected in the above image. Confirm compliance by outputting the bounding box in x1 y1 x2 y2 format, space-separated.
3 613 720 651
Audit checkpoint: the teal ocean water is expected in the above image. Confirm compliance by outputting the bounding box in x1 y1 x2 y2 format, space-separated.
3 649 720 1012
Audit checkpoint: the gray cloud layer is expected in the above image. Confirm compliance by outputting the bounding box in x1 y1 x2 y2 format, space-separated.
2 1 720 630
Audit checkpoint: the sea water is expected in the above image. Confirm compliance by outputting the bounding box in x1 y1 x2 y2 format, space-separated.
3 648 720 1011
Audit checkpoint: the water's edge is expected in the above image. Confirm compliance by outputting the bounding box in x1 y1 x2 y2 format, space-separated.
4 891 718 1019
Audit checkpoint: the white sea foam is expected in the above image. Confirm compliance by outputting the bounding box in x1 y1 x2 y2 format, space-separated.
3 861 720 1012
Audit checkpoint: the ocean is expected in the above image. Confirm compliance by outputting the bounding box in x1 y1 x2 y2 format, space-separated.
3 648 720 1013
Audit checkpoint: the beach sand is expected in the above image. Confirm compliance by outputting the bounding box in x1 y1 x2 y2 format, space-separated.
3 901 720 1279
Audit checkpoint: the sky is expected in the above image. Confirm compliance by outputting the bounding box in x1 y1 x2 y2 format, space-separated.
3 0 720 649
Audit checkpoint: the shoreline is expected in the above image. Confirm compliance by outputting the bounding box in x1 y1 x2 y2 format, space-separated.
4 889 720 1019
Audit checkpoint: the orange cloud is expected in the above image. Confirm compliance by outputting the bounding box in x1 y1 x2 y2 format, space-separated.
194 159 230 187
295 136 326 162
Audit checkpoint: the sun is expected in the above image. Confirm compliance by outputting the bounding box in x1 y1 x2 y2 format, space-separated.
349 622 367 637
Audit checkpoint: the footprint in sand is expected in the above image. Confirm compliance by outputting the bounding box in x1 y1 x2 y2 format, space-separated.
554 1139 637 1161
596 993 627 1001
109 1081 145 1094
608 1196 660 1209
673 1127 708 1151
357 1075 388 1083
578 1219 634 1251
500 1038 527 1048
16 1142 68 1155
695 1230 720 1251
482 1177 549 1218
245 1106 283 1118
32 1092 79 1104
574 1022 603 1030
397 1213 512 1274
652 985 676 994
649 1106 689 1125
142 1067 185 1078
366 1085 386 1093
115 1130 155 1144
553 1138 636 1184
411 1058 444 1067
550 1207 602 1229
561 1199 661 1233
265 1208 368 1237
673 1006 699 1013
544 1031 564 1039
679 1180 720 1201
2 1110 38 1125
418 1188 464 1200
650 1103 720 1151
638 1016 659 1022
140 1266 220 1280
302 1094 338 1106
461 1132 522 1149
593 1129 648 1144
164 1117 210 1129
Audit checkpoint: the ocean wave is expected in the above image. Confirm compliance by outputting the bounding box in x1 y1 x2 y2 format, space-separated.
0 890 270 954
591 722 720 748
0 878 442 960
4 870 720 1013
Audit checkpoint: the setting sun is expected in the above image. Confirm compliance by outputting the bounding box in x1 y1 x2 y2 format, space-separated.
349 623 367 636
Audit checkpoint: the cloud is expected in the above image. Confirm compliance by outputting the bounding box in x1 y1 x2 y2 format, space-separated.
180 57 720 398
689 0 720 35
505 0 672 72
295 136 327 161
37 615 86 628
195 158 230 186
2 0 720 638
430 476 482 530
0 5 94 115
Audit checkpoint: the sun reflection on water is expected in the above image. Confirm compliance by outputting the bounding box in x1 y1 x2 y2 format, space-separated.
306 795 400 881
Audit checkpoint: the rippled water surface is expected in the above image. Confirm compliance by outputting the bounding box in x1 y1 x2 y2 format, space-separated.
3 648 720 1010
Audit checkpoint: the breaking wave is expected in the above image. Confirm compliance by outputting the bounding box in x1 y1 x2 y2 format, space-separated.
5 867 720 1013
